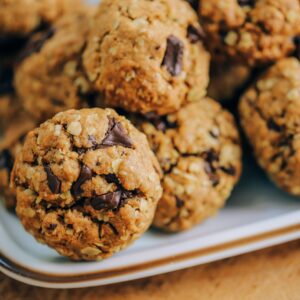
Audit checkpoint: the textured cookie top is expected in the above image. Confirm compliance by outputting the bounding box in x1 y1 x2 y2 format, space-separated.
0 0 84 36
135 99 242 231
15 10 94 121
239 57 300 194
199 0 300 65
83 0 210 115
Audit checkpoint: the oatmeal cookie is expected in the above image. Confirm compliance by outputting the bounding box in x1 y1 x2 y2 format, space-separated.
239 57 300 195
12 108 162 260
83 0 210 115
199 0 300 65
132 99 242 232
15 10 95 121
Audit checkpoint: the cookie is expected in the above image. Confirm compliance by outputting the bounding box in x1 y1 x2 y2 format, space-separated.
0 0 83 37
208 62 251 103
199 0 300 65
83 0 210 115
0 111 37 210
12 108 162 260
239 57 300 195
132 99 242 232
15 10 95 121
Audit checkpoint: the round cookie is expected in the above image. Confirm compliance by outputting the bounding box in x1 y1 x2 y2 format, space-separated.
12 108 162 260
133 99 242 232
239 57 300 195
0 0 84 37
199 0 300 66
0 111 37 210
83 0 210 115
15 10 95 121
208 62 251 103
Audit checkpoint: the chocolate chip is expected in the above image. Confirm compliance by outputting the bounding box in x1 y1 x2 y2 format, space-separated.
237 0 254 6
101 117 133 148
0 66 14 95
203 150 219 163
204 162 219 186
17 27 55 62
294 36 300 59
220 165 236 176
267 118 283 132
0 150 14 172
90 191 122 210
71 165 93 197
176 197 184 208
104 173 120 185
162 35 184 76
144 112 178 132
187 25 205 43
186 0 198 10
88 135 98 146
44 165 61 194
47 224 57 231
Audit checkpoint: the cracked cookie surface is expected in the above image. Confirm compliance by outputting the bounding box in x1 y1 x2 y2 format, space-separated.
12 108 162 260
15 10 95 122
132 99 242 232
83 0 210 115
199 0 300 65
0 0 84 37
239 57 300 195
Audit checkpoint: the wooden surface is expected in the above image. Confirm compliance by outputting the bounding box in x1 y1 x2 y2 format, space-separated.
1 240 300 300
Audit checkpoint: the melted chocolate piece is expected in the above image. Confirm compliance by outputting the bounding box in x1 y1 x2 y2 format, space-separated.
101 117 133 148
294 36 300 60
47 224 57 231
204 162 219 186
187 24 205 43
90 191 122 210
44 165 61 194
162 35 184 76
220 165 236 176
71 165 93 197
237 0 254 6
18 27 55 62
267 118 283 132
144 112 178 132
0 66 14 95
186 0 199 10
175 197 184 209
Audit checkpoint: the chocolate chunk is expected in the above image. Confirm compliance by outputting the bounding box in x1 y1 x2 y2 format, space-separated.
0 150 14 172
101 117 133 148
237 0 254 6
186 0 198 10
267 118 283 132
204 162 219 186
88 135 98 147
187 25 205 43
203 150 219 163
104 173 120 185
144 112 178 132
90 191 122 210
175 197 184 208
294 36 300 59
47 224 57 231
71 165 93 197
162 35 184 76
17 27 55 62
44 165 61 194
0 66 14 95
220 165 236 176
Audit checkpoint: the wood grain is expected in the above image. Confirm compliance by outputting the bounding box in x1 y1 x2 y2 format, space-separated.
1 240 300 300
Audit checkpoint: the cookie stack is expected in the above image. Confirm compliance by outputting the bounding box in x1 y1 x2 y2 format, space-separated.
8 0 300 261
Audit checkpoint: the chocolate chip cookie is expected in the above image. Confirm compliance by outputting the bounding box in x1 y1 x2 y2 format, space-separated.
0 0 83 37
15 10 95 122
239 57 300 195
199 0 300 65
0 111 37 210
12 108 162 260
83 0 210 115
208 62 251 103
132 99 242 232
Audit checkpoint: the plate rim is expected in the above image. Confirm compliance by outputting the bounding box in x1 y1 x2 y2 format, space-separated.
1 219 300 288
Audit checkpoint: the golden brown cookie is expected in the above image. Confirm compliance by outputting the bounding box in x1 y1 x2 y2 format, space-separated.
132 99 242 232
12 108 162 260
83 0 210 115
15 10 95 122
239 57 300 195
199 0 300 65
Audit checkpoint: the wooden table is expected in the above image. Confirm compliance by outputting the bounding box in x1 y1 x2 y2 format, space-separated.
1 240 300 300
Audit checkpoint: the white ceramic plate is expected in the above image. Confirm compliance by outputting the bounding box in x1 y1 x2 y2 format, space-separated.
1 155 300 288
